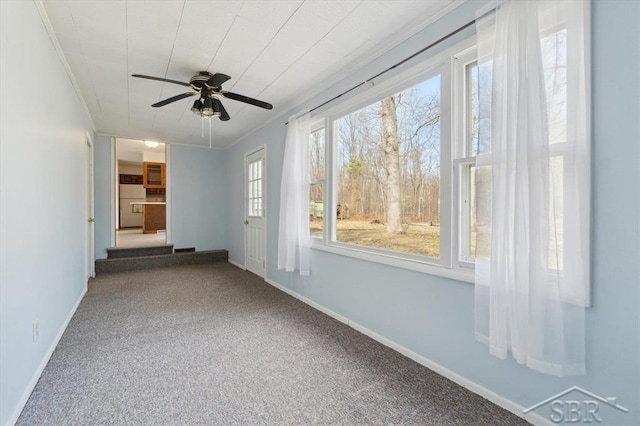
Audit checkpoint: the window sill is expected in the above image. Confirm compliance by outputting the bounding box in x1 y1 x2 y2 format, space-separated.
310 240 475 284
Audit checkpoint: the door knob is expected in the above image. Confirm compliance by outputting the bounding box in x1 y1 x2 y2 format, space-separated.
244 219 249 225
88 217 95 223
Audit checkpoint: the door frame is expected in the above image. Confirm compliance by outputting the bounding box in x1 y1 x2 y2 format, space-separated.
86 132 95 278
110 138 170 247
164 144 172 244
110 137 116 247
244 145 267 276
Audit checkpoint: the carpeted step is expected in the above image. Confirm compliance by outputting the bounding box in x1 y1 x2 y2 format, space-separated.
96 250 228 274
106 245 174 259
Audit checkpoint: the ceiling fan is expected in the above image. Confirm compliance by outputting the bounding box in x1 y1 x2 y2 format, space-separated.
131 71 273 121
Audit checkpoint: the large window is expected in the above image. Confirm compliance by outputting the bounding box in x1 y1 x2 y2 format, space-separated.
307 23 577 280
305 45 456 275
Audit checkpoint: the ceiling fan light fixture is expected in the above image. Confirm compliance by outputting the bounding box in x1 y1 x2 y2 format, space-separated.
191 99 203 115
144 140 159 148
201 98 215 117
211 99 223 117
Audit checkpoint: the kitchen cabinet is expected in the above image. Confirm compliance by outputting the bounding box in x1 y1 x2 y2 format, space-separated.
119 174 143 184
143 162 165 188
143 203 166 234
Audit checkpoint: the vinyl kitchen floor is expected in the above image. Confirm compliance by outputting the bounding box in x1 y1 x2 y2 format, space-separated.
116 228 166 248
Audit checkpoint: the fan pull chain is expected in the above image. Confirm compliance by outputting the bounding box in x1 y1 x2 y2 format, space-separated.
201 117 204 138
209 118 212 149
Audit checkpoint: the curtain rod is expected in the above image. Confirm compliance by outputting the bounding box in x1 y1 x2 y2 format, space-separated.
286 13 485 125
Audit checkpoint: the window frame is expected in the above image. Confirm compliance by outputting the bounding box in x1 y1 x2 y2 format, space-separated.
302 5 587 290
309 122 327 242
308 36 477 283
452 47 480 272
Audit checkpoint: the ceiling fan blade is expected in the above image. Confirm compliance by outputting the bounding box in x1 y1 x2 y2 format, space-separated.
152 92 197 107
212 98 230 121
132 74 191 87
222 91 273 110
206 73 231 88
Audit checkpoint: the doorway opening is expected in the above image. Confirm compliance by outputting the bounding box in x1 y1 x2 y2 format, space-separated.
114 138 168 248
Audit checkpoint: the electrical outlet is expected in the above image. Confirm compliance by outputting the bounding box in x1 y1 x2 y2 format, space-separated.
33 320 39 343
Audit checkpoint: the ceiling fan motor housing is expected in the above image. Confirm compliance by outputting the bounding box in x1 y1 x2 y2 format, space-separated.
189 71 213 92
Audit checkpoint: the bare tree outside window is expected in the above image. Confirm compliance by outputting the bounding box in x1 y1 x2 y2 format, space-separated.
381 95 403 233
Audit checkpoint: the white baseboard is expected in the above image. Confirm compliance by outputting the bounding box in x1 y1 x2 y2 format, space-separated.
228 259 245 270
263 276 550 426
265 278 349 325
5 287 87 426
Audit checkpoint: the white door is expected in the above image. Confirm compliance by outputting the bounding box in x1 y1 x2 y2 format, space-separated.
245 148 266 277
87 135 95 279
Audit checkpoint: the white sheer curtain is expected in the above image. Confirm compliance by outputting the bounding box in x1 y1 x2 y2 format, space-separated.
278 114 311 275
474 0 590 377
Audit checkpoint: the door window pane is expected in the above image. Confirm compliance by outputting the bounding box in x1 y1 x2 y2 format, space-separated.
248 159 263 217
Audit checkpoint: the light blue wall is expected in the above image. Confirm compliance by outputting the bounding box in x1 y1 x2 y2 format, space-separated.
226 1 640 424
169 145 227 251
2 1 637 425
92 141 228 257
0 2 94 424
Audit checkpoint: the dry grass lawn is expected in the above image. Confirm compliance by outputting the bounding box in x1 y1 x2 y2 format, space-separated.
310 220 562 271
311 219 441 258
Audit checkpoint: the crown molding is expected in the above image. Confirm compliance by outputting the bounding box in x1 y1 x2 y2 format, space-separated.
33 0 97 132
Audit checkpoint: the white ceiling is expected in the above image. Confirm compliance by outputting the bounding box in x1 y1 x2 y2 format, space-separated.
42 0 458 148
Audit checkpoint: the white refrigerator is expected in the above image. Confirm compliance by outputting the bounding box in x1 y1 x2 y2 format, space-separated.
119 184 146 228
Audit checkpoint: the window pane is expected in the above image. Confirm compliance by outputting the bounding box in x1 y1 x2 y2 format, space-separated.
310 129 325 181
468 62 492 156
469 28 567 152
309 183 323 237
541 29 567 144
465 158 564 269
461 164 492 262
247 158 263 218
335 75 441 258
549 155 563 270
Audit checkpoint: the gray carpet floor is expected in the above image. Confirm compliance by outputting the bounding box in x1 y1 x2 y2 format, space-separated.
18 262 528 425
